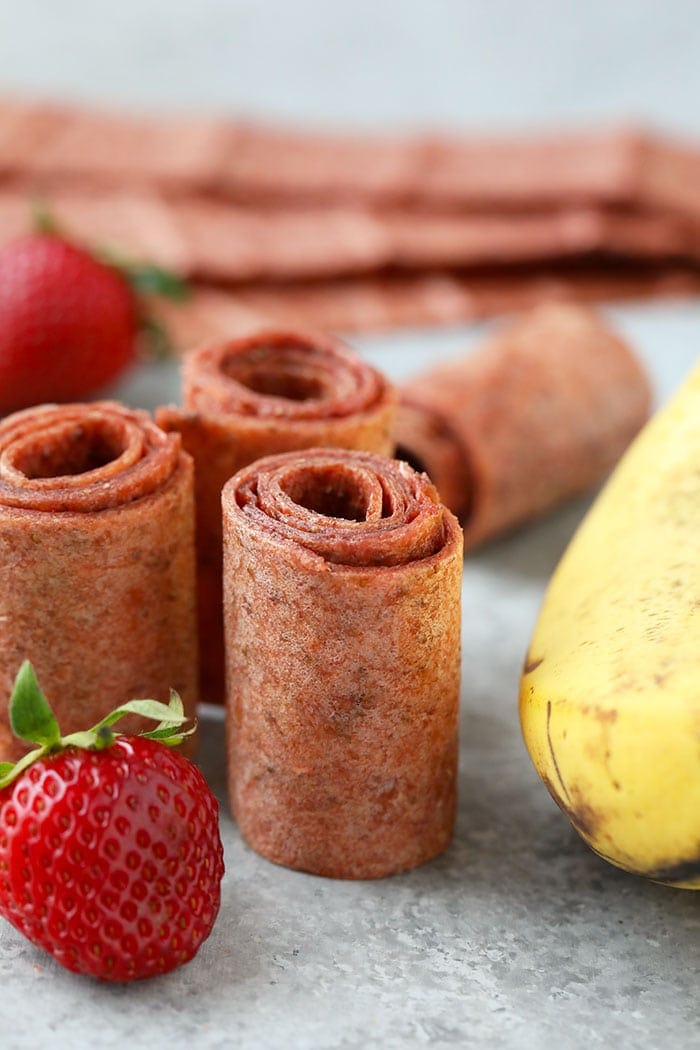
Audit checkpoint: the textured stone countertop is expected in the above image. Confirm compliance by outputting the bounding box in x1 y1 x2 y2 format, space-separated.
1 303 698 1049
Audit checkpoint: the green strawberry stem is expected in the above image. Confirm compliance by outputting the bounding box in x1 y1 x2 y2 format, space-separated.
101 254 189 362
0 661 194 790
117 260 189 302
32 199 61 237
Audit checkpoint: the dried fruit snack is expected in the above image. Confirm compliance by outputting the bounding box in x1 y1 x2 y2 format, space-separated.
2 190 697 285
157 329 396 702
6 102 700 218
0 402 198 760
148 265 700 343
394 304 652 546
222 449 462 879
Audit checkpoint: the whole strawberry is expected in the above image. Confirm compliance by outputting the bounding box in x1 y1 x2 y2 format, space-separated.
0 662 224 982
0 230 185 414
0 234 137 413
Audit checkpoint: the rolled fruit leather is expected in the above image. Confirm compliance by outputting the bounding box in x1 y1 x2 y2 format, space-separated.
222 448 463 879
0 402 198 762
393 304 652 548
157 329 396 704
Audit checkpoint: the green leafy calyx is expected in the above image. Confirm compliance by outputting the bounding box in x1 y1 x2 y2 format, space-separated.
0 661 194 790
103 256 189 361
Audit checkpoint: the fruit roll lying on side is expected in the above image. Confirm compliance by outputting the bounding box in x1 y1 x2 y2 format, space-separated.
393 303 652 548
157 329 396 705
0 402 198 762
222 448 463 879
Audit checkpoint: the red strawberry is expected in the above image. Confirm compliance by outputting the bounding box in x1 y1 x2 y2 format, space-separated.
0 230 186 414
0 662 224 981
0 234 137 413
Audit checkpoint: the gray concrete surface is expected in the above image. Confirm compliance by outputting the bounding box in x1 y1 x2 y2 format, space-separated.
0 4 699 1047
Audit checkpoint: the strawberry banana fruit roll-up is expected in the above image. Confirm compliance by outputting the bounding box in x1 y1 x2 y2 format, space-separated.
0 402 198 762
157 329 396 704
393 303 652 548
222 448 463 879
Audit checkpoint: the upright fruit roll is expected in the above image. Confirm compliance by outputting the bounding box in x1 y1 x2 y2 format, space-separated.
0 402 198 761
394 304 652 548
222 448 463 879
157 329 396 703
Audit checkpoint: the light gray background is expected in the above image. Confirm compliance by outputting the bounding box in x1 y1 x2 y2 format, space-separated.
0 4 699 1049
1 0 699 131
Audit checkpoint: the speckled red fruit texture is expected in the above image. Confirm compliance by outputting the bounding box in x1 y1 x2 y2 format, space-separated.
0 736 224 981
395 304 652 546
0 402 198 762
157 329 396 704
222 448 463 880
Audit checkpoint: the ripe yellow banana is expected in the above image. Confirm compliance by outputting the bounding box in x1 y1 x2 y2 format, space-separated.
520 360 700 888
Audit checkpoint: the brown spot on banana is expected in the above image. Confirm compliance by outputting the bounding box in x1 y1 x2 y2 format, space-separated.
543 704 606 844
523 654 544 674
540 772 601 841
545 700 571 804
578 705 618 723
646 857 700 886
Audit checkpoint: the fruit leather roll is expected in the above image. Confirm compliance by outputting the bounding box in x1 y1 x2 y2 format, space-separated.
222 448 463 879
394 304 652 547
0 402 198 761
157 330 396 703
151 264 700 345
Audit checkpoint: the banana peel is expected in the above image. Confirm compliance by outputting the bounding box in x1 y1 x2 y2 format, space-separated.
520 361 700 888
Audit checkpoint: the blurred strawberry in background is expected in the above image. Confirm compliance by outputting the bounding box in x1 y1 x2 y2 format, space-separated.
0 230 185 414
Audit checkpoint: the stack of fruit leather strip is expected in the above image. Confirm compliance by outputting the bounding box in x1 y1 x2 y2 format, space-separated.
3 97 700 341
